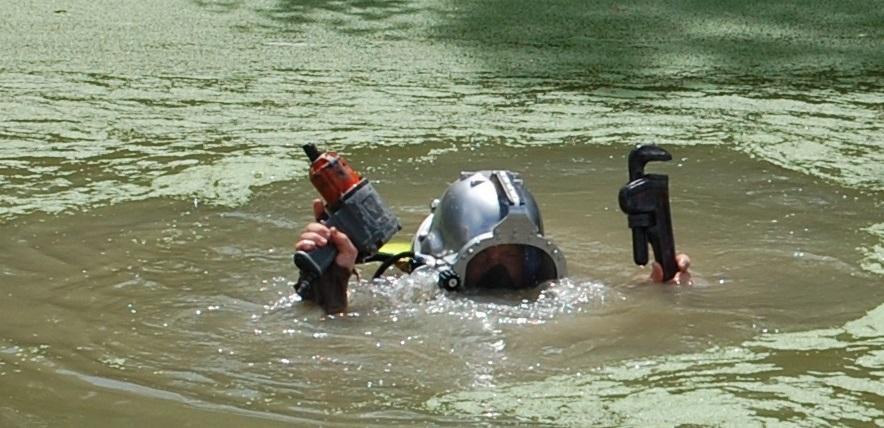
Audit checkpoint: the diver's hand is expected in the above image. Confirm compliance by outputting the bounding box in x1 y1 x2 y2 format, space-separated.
650 253 691 285
294 199 357 314
294 199 358 270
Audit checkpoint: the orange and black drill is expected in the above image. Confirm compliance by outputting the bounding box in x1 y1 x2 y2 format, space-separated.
293 144 401 297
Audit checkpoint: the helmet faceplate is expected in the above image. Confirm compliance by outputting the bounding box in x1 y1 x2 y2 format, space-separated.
412 171 567 290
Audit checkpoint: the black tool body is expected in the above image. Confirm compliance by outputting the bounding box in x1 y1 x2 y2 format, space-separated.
618 145 678 281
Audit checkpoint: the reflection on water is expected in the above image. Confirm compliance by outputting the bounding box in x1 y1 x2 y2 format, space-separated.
861 224 884 275
428 302 884 426
0 0 882 425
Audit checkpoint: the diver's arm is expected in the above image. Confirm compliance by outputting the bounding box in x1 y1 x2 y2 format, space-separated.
293 200 359 313
650 253 691 285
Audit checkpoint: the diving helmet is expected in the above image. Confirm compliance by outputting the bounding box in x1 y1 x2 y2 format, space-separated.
412 170 566 290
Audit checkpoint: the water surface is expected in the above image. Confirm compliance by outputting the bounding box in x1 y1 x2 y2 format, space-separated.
1 0 882 425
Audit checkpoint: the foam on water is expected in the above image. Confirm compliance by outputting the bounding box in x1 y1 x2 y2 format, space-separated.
267 270 615 326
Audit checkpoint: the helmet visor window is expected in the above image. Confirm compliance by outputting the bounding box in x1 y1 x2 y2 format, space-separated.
464 244 558 289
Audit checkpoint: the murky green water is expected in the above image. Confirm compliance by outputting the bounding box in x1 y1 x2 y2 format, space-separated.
1 0 882 425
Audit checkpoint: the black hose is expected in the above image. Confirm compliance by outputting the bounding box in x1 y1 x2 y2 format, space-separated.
371 251 415 280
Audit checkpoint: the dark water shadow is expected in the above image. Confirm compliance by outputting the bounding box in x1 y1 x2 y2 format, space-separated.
258 0 420 35
189 0 884 85
429 0 883 82
192 0 246 13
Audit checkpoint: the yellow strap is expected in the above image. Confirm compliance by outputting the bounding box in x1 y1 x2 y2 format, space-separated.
377 241 412 256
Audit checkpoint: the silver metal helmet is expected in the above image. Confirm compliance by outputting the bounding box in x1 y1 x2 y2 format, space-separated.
412 170 566 290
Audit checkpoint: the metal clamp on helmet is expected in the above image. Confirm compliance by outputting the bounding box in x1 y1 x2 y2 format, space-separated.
412 171 566 290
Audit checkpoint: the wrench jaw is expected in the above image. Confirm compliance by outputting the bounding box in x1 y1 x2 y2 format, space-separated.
628 145 672 181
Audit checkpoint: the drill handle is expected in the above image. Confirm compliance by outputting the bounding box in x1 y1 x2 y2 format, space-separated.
293 244 338 296
293 203 338 296
294 245 337 278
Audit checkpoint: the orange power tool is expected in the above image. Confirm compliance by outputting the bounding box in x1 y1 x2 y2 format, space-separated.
293 144 401 296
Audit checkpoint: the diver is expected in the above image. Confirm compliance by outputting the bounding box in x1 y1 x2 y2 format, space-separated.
294 170 691 314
